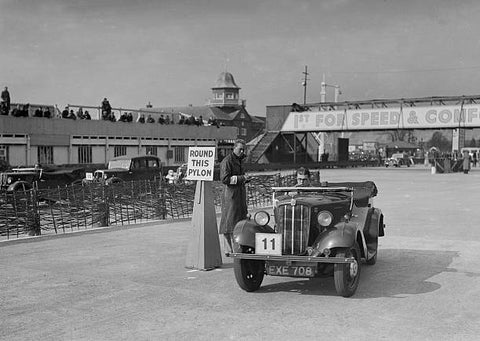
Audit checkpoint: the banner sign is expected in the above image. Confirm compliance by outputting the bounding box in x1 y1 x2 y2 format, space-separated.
186 147 216 181
281 104 480 132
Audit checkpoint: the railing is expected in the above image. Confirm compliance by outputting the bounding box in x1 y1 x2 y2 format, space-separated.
0 173 297 241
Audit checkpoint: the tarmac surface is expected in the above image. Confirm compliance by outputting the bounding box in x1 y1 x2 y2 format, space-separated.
1 166 480 340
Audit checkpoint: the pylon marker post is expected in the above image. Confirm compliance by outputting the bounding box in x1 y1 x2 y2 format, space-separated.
185 180 222 270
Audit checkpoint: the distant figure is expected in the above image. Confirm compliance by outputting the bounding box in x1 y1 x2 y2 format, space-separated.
178 116 185 124
101 98 112 120
473 151 478 168
43 107 51 118
34 107 43 117
164 115 171 125
463 150 471 174
127 112 133 122
147 114 155 123
83 110 91 120
76 107 84 119
1 86 10 114
68 110 77 120
165 169 176 184
61 106 69 118
137 114 145 123
158 114 165 124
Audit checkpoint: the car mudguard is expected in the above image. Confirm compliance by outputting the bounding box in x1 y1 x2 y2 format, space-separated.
313 222 357 252
367 208 384 239
233 219 275 250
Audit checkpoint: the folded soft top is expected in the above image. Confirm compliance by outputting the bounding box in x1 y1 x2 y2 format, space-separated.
325 181 378 207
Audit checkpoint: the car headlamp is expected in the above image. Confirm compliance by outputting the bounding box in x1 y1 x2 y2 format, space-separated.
7 177 12 184
254 211 270 226
317 211 333 227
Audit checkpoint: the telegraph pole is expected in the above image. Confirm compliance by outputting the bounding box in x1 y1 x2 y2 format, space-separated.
302 65 309 105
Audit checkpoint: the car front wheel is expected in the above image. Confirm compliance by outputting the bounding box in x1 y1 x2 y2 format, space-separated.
334 242 361 297
233 247 265 292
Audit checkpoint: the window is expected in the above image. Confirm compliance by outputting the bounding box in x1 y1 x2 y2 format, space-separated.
226 93 234 99
146 146 157 156
174 146 186 163
78 145 92 164
0 145 7 162
114 145 127 157
147 158 159 168
240 128 247 136
38 146 54 164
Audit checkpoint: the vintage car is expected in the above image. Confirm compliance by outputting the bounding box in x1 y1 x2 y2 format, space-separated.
227 181 385 297
84 155 163 185
0 166 85 191
385 153 412 167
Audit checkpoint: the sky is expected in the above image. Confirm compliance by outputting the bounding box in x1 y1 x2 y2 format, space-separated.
2 0 480 117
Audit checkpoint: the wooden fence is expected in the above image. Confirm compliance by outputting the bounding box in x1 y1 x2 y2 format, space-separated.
0 172 297 241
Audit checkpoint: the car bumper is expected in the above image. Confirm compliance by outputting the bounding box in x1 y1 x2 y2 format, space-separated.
226 252 355 264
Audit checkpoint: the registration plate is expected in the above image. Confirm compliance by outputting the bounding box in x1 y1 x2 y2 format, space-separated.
266 262 316 278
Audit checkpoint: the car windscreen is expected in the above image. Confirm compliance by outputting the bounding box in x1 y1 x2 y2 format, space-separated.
108 160 131 170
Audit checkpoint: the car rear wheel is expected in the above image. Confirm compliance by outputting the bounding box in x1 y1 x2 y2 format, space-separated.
334 242 361 297
233 247 265 292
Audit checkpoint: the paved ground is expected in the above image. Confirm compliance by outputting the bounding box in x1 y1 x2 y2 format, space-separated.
1 166 480 341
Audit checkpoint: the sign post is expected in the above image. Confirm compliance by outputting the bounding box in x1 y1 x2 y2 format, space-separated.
184 146 222 270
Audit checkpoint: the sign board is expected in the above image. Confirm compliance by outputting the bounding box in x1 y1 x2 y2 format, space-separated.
185 146 216 181
281 104 480 132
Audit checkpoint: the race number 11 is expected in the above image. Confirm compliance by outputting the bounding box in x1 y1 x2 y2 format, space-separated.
255 233 282 255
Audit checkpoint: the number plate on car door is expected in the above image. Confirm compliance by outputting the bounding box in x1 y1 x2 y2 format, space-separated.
255 233 282 255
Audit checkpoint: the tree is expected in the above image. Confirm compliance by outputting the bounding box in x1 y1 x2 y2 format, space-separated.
427 132 451 152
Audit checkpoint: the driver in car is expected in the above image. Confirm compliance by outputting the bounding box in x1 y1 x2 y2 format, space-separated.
296 167 312 186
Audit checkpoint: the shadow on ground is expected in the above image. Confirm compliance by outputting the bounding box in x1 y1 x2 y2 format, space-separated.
255 248 459 298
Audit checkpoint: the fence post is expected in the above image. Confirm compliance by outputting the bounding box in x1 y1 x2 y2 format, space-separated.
96 185 109 227
27 189 41 236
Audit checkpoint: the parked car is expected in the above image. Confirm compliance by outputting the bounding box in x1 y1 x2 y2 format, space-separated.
227 181 385 297
0 165 85 191
385 153 412 167
84 155 163 185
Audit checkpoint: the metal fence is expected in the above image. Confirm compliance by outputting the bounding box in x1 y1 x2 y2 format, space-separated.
0 172 297 241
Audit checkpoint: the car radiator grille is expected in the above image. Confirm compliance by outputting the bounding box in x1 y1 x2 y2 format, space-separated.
276 203 310 255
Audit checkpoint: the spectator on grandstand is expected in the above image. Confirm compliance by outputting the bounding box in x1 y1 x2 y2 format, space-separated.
165 115 171 125
68 110 77 120
101 98 112 120
208 116 220 127
137 114 145 123
127 112 133 122
43 107 51 118
61 106 69 118
0 102 7 115
147 114 155 123
11 103 27 117
187 115 196 125
1 86 10 114
108 111 116 122
76 107 84 119
34 107 43 117
158 114 165 124
197 115 204 126
119 112 128 122
178 116 185 125
83 110 91 120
